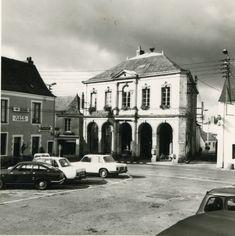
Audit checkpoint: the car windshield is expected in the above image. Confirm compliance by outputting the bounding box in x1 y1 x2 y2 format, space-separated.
103 155 115 163
59 158 71 167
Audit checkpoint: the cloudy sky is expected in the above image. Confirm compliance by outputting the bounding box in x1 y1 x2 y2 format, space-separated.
2 0 235 117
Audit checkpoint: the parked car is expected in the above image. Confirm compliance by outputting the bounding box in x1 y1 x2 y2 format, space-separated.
196 187 235 214
33 156 86 181
72 154 128 178
157 210 235 236
34 153 50 158
0 161 65 190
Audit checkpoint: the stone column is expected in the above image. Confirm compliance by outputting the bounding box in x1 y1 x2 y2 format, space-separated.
151 129 157 162
98 128 102 153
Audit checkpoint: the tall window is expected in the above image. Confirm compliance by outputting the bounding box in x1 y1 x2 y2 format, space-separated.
233 144 235 159
32 102 41 124
161 85 170 108
105 90 112 107
90 91 97 108
122 85 131 109
1 133 7 155
65 118 71 132
1 99 8 123
142 88 150 109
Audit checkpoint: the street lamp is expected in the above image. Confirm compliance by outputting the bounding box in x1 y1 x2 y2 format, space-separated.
47 82 57 92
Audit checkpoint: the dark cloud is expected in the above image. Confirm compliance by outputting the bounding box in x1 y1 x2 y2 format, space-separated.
2 0 235 114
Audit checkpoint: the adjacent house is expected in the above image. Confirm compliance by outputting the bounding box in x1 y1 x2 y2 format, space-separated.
200 129 217 155
217 77 235 169
82 47 198 162
54 95 83 158
1 57 55 159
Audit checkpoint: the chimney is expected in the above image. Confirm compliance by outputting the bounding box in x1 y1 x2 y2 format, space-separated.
136 46 145 56
27 57 34 65
149 47 155 52
194 75 198 86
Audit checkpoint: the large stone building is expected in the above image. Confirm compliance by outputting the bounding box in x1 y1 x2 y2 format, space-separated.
217 77 235 169
1 57 55 158
82 48 198 162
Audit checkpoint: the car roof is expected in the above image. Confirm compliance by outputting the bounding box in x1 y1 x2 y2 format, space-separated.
83 154 111 157
157 211 235 236
15 161 50 166
34 156 66 161
207 187 235 196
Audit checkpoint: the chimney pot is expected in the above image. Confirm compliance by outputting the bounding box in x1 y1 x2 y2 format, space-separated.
136 46 145 56
27 57 33 64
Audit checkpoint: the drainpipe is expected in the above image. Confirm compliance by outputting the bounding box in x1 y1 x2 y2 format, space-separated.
133 75 139 159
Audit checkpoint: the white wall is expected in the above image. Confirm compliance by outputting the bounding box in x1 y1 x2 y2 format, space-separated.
217 102 235 168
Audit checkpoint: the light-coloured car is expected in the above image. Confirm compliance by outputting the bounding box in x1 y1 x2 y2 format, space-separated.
34 153 50 158
73 154 128 178
33 156 86 181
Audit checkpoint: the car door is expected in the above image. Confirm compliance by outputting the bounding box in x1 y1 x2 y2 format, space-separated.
80 156 92 173
14 164 33 184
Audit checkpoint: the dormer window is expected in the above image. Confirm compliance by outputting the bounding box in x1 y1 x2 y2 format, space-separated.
141 85 150 110
160 82 171 109
122 85 131 110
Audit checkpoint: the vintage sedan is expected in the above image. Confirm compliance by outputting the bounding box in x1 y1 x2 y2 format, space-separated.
72 154 128 178
33 156 86 181
196 187 235 214
0 161 65 190
157 210 235 236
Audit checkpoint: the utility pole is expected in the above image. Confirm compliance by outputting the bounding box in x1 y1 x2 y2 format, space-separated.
221 49 231 168
221 49 231 103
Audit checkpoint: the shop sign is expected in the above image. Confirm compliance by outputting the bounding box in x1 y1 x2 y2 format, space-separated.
12 115 29 122
38 126 52 132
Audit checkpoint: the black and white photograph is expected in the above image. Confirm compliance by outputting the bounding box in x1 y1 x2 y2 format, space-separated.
1 0 235 235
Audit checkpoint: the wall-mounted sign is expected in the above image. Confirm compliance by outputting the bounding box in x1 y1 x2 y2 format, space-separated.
12 107 30 113
12 115 29 122
38 126 52 132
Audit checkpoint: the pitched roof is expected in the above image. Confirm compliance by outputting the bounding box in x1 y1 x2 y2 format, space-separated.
1 56 54 97
83 52 187 84
218 76 235 102
55 95 81 114
55 96 75 111
200 129 217 142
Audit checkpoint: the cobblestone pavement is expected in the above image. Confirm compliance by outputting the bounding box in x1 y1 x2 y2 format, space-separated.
0 164 234 235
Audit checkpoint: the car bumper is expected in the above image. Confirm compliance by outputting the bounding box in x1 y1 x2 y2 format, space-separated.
110 169 128 174
75 171 87 180
51 178 65 184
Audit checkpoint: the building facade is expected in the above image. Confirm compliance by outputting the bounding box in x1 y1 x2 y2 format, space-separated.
1 57 55 159
54 95 83 158
217 78 235 169
82 48 198 162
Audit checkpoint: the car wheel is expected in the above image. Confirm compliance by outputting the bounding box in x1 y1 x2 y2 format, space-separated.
0 179 4 189
99 168 108 178
35 179 48 190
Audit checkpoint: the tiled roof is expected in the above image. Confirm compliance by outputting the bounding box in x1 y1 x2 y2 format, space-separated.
83 52 186 84
55 95 81 114
200 129 217 142
55 96 75 111
1 57 54 97
218 76 235 102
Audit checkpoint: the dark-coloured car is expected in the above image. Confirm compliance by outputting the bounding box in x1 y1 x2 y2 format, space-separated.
196 187 235 214
0 161 65 190
157 211 235 236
